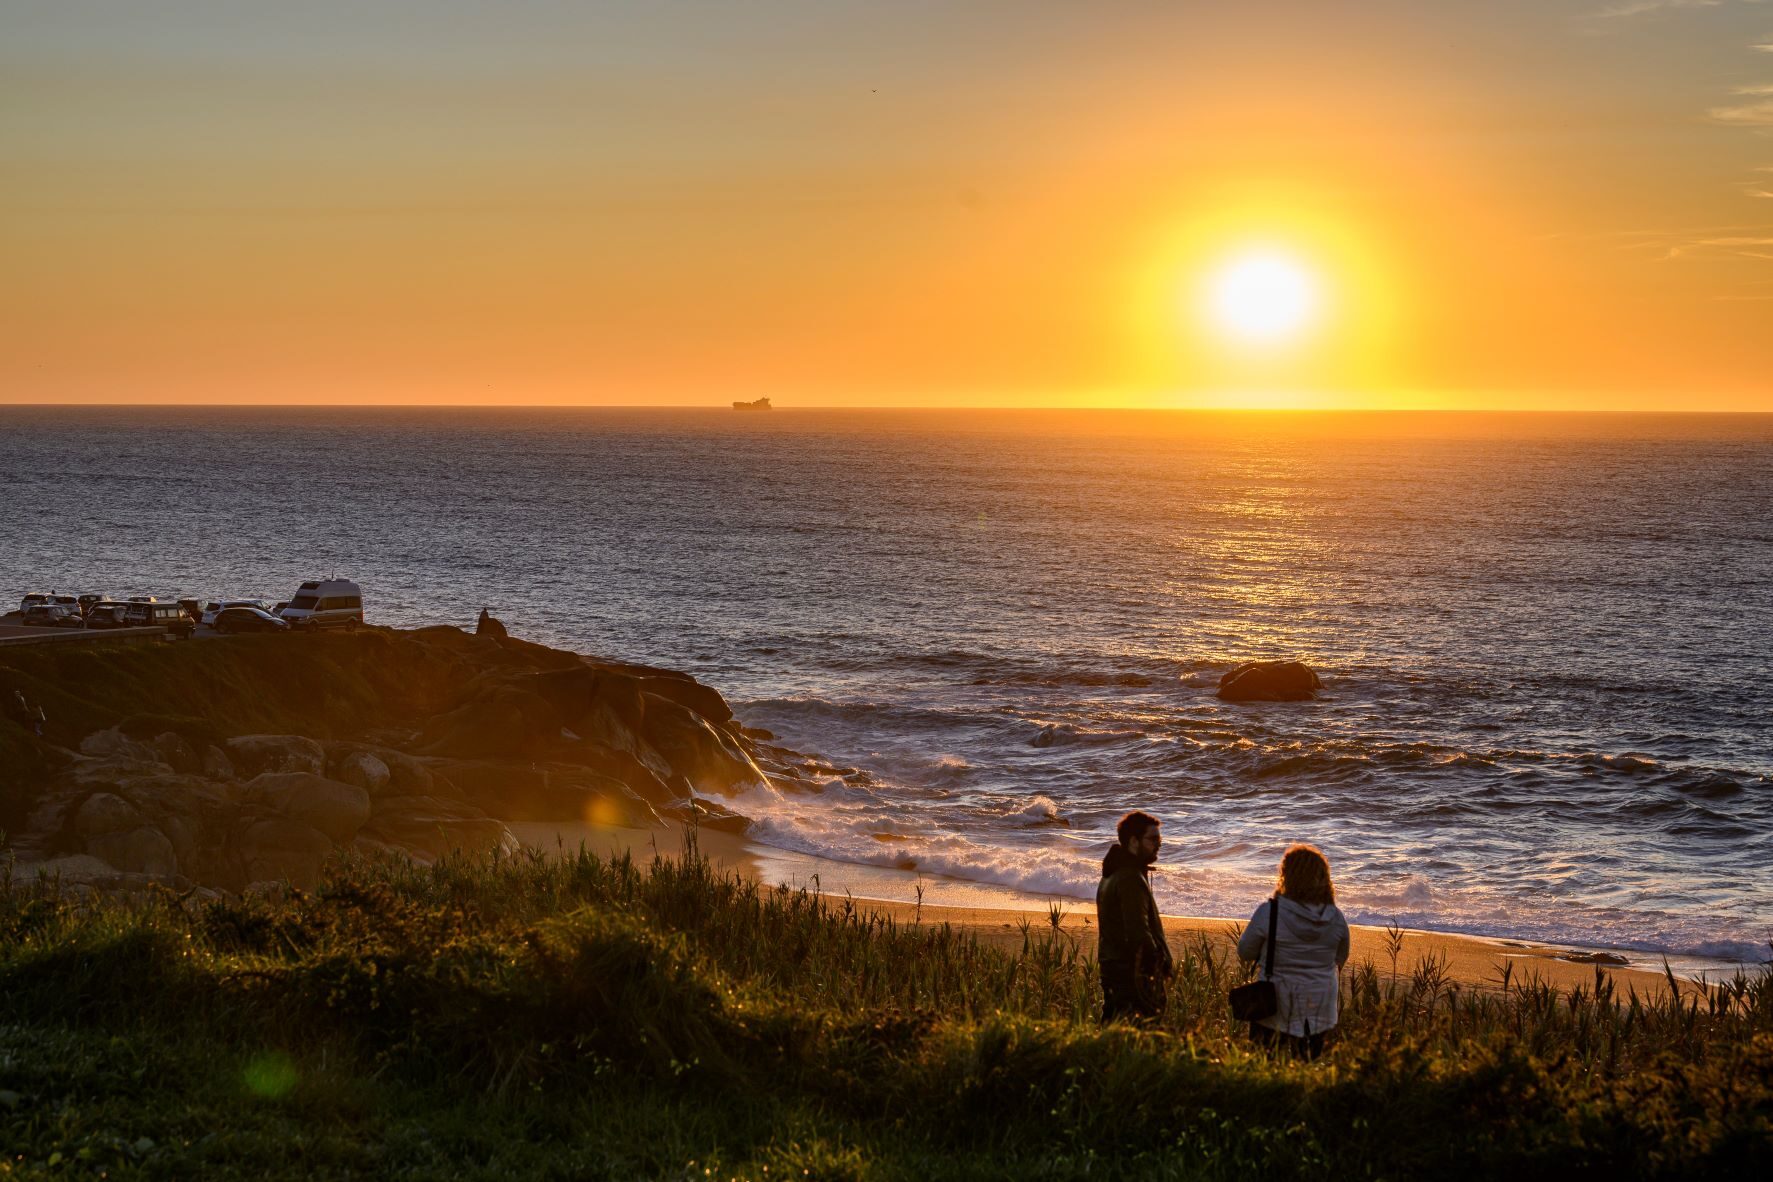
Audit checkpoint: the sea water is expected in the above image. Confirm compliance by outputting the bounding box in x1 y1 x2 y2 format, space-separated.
2 407 1768 963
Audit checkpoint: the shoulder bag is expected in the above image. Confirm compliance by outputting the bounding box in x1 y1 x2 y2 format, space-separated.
1228 894 1280 1022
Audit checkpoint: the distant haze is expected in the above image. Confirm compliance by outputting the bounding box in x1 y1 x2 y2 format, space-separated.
5 1 1773 408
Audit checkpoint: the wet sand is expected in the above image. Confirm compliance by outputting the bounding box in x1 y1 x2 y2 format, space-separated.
510 820 1685 998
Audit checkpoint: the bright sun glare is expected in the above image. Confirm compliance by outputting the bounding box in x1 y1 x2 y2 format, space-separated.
1204 250 1320 346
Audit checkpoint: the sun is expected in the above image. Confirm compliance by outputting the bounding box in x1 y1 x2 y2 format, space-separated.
1203 250 1321 346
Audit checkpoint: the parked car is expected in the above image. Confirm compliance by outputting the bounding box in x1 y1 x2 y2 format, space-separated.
18 594 79 614
200 599 273 628
83 603 129 629
178 598 203 623
278 579 364 630
121 600 194 638
213 606 290 635
21 604 81 627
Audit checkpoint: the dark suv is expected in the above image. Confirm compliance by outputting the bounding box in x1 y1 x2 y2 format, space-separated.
122 601 195 639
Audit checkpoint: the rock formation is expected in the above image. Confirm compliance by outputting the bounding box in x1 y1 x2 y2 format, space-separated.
0 624 800 894
1216 660 1323 702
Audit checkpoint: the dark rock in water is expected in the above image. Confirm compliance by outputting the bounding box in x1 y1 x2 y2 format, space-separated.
1561 951 1631 966
1216 661 1322 702
475 608 508 640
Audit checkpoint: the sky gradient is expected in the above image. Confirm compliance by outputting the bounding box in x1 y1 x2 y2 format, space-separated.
4 0 1773 408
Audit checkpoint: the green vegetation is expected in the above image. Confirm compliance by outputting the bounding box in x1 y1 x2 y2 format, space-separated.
1 842 1768 1180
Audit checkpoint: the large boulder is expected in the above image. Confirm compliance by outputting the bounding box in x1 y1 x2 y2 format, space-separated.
662 796 751 835
202 745 236 780
1216 661 1323 703
637 693 769 795
416 688 561 760
570 742 675 806
85 826 177 877
635 674 734 726
541 672 663 772
362 796 519 861
333 751 392 795
226 735 327 778
239 772 371 842
72 791 143 837
150 732 203 775
77 729 163 766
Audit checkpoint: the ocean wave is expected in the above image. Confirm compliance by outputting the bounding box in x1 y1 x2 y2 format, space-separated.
1028 722 1148 749
1006 795 1070 827
718 769 1773 966
979 670 1159 689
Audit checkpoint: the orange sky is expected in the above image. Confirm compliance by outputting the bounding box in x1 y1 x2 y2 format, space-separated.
4 1 1772 408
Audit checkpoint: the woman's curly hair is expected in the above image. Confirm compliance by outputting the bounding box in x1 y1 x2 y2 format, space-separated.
1275 843 1335 905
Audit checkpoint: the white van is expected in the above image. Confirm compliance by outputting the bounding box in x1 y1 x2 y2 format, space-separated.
277 578 364 630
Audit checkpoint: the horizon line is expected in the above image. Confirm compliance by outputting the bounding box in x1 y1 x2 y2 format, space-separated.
2 402 1772 415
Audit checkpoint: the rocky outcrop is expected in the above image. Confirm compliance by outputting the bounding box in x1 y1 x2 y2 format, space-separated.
226 735 327 777
237 773 372 843
1 624 792 893
1216 661 1323 703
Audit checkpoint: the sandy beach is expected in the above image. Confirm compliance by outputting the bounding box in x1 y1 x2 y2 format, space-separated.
509 820 1687 998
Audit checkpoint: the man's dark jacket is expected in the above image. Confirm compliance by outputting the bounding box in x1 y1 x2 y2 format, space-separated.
1096 843 1172 975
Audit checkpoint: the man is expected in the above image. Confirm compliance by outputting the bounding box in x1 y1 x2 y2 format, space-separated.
1096 809 1173 1024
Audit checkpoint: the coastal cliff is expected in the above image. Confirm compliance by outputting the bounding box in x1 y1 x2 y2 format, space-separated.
0 626 800 892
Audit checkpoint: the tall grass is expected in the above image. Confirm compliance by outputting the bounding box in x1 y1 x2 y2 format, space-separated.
1 841 1768 1179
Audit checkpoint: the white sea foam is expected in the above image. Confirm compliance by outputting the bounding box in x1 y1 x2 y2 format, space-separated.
1006 795 1068 826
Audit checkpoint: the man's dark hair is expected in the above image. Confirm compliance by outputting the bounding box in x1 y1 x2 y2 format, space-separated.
1116 810 1161 846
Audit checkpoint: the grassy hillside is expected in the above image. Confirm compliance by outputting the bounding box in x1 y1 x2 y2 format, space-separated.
1 841 1768 1179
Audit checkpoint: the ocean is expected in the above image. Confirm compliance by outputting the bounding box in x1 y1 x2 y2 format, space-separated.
3 406 1769 965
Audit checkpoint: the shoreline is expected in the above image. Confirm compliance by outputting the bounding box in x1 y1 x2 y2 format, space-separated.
510 820 1716 997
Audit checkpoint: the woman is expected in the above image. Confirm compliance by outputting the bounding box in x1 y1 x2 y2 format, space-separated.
1236 843 1350 1059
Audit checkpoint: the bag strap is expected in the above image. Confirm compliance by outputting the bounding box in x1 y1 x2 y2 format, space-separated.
1263 893 1279 979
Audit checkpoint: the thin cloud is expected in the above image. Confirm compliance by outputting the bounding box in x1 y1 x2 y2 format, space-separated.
1658 232 1773 260
1709 100 1773 123
1590 0 1723 17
